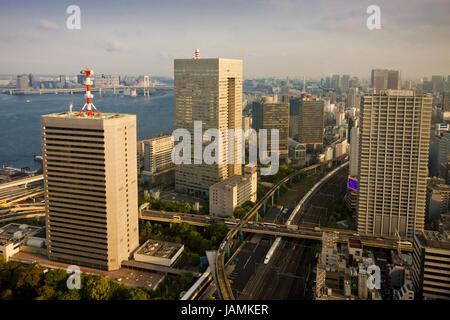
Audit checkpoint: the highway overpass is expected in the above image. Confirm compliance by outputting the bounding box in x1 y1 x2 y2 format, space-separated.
0 175 43 190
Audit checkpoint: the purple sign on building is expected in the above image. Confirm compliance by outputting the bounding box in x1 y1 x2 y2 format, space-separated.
348 178 358 191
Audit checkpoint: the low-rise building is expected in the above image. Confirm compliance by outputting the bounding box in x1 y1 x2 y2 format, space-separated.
0 223 43 262
133 239 184 267
209 164 257 217
143 134 174 174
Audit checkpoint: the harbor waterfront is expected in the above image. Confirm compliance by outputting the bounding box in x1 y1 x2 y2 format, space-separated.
0 91 174 170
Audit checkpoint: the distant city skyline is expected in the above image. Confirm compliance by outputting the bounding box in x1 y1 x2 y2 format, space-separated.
1 0 449 78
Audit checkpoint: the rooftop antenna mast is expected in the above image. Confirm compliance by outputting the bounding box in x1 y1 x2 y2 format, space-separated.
77 67 101 117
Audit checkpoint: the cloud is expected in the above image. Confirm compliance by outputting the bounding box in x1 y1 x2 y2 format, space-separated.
104 40 127 52
39 19 59 30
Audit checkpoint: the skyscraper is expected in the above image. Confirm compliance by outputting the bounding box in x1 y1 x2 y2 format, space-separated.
357 90 432 239
291 94 324 150
331 74 340 92
41 112 139 270
174 55 242 196
371 69 388 89
432 75 444 94
387 70 402 90
16 74 29 89
341 74 350 93
252 96 289 159
371 69 402 90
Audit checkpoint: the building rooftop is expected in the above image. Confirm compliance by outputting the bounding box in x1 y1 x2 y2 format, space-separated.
348 238 362 249
0 223 42 245
142 134 173 143
136 239 183 259
417 230 450 250
42 112 132 120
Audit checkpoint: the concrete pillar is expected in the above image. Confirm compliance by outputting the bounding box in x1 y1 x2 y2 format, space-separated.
239 228 243 241
271 195 274 205
263 202 266 214
226 244 230 257
277 189 280 198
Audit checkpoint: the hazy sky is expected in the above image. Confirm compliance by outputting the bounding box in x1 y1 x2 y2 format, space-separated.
1 0 449 79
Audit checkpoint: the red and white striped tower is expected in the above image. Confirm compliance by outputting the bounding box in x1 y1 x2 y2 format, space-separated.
194 48 200 59
77 68 101 117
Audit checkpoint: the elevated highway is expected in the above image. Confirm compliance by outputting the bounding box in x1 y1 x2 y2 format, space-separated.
0 175 43 190
139 210 412 252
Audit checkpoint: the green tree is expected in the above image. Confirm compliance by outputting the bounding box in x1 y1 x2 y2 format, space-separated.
16 263 43 298
35 285 55 300
55 289 81 300
205 222 229 245
43 269 67 292
82 276 111 300
0 289 13 300
128 287 150 300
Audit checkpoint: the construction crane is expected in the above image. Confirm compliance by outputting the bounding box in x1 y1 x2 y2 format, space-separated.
77 68 101 117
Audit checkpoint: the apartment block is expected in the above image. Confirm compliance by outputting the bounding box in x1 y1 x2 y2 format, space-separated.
357 90 432 239
41 112 139 270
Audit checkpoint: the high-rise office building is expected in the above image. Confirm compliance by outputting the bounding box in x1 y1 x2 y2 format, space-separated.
41 112 139 270
432 75 444 94
59 75 68 88
252 96 289 159
347 88 360 108
387 70 402 90
331 74 340 91
371 69 388 90
412 230 450 300
357 90 432 239
28 74 35 87
341 74 350 93
290 94 324 149
16 74 29 89
77 74 86 85
371 69 402 90
174 55 242 196
443 91 450 111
